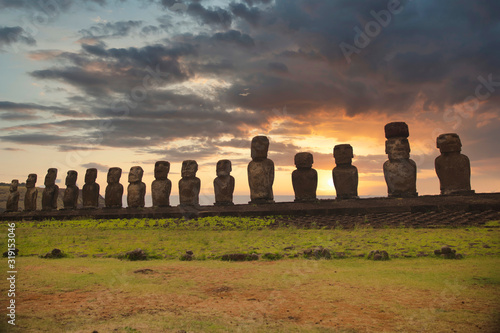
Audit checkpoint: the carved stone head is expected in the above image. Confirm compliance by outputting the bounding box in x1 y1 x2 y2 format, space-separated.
251 136 270 161
385 137 410 160
85 168 97 184
26 174 37 188
182 160 198 178
107 167 122 184
154 161 170 180
44 168 58 187
10 179 18 192
437 133 462 153
65 170 78 186
384 122 409 139
128 166 144 183
294 152 313 169
334 144 353 165
216 160 232 177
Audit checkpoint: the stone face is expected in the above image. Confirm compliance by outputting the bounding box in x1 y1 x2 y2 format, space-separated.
248 136 275 204
42 168 59 211
24 173 38 211
5 179 20 212
82 168 100 208
105 167 123 208
214 160 235 206
63 170 79 210
292 152 317 202
152 161 172 207
127 166 146 208
179 160 200 207
435 133 474 195
383 122 417 197
333 144 359 199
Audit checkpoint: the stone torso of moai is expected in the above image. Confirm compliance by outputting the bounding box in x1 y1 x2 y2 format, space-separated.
333 144 359 199
82 168 100 208
62 170 79 210
214 160 235 206
248 136 275 204
435 133 474 195
383 122 417 197
127 166 146 208
152 161 172 207
5 180 20 212
24 174 38 211
179 160 201 207
292 152 317 202
105 167 123 208
42 168 59 211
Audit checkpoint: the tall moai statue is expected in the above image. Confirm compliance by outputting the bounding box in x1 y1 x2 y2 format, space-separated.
105 167 123 208
179 160 201 207
24 173 38 211
383 122 417 197
333 144 359 199
42 168 59 211
127 166 146 208
62 170 79 210
435 133 474 195
152 161 172 207
5 179 20 212
82 168 100 208
248 136 275 204
214 159 235 206
292 152 317 202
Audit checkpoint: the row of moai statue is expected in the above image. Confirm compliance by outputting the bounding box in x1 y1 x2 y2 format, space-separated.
4 122 473 212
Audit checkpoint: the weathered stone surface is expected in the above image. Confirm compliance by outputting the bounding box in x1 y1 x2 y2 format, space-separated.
105 167 123 208
214 160 235 206
333 144 359 200
179 160 200 207
384 122 409 139
248 136 275 204
127 166 146 208
152 161 172 207
24 173 38 211
42 168 59 211
5 179 19 212
292 152 317 202
62 170 79 210
82 168 100 208
435 133 474 195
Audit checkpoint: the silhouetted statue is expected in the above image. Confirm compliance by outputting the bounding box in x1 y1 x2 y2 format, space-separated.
5 179 19 212
24 173 38 211
333 144 359 199
105 167 123 208
248 136 274 204
62 170 79 210
179 160 200 207
82 168 100 208
214 160 235 206
42 168 59 211
383 122 417 197
435 133 474 195
127 166 146 208
152 161 172 207
292 152 317 202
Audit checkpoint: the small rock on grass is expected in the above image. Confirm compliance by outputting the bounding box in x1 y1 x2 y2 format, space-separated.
125 248 148 261
367 250 389 261
3 248 19 257
180 251 194 261
221 253 258 261
42 248 65 259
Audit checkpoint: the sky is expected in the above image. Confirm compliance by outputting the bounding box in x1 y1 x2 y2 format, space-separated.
0 0 499 201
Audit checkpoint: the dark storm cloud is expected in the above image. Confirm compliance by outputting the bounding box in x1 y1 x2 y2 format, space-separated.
186 2 232 28
211 30 255 48
230 3 261 26
79 20 143 39
267 62 288 73
0 26 36 50
0 101 85 118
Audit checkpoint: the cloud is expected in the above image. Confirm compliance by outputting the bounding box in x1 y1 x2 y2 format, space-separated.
81 162 109 172
0 26 36 51
230 3 261 26
211 29 255 48
79 20 143 39
186 3 232 28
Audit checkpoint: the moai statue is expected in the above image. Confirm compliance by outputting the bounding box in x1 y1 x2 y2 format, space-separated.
127 166 146 208
24 174 38 211
333 144 359 199
5 180 20 212
62 170 79 210
105 167 123 208
383 122 417 197
152 161 172 207
292 152 317 202
214 160 235 206
435 133 474 195
82 168 100 208
42 168 59 211
248 136 275 204
179 160 201 207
